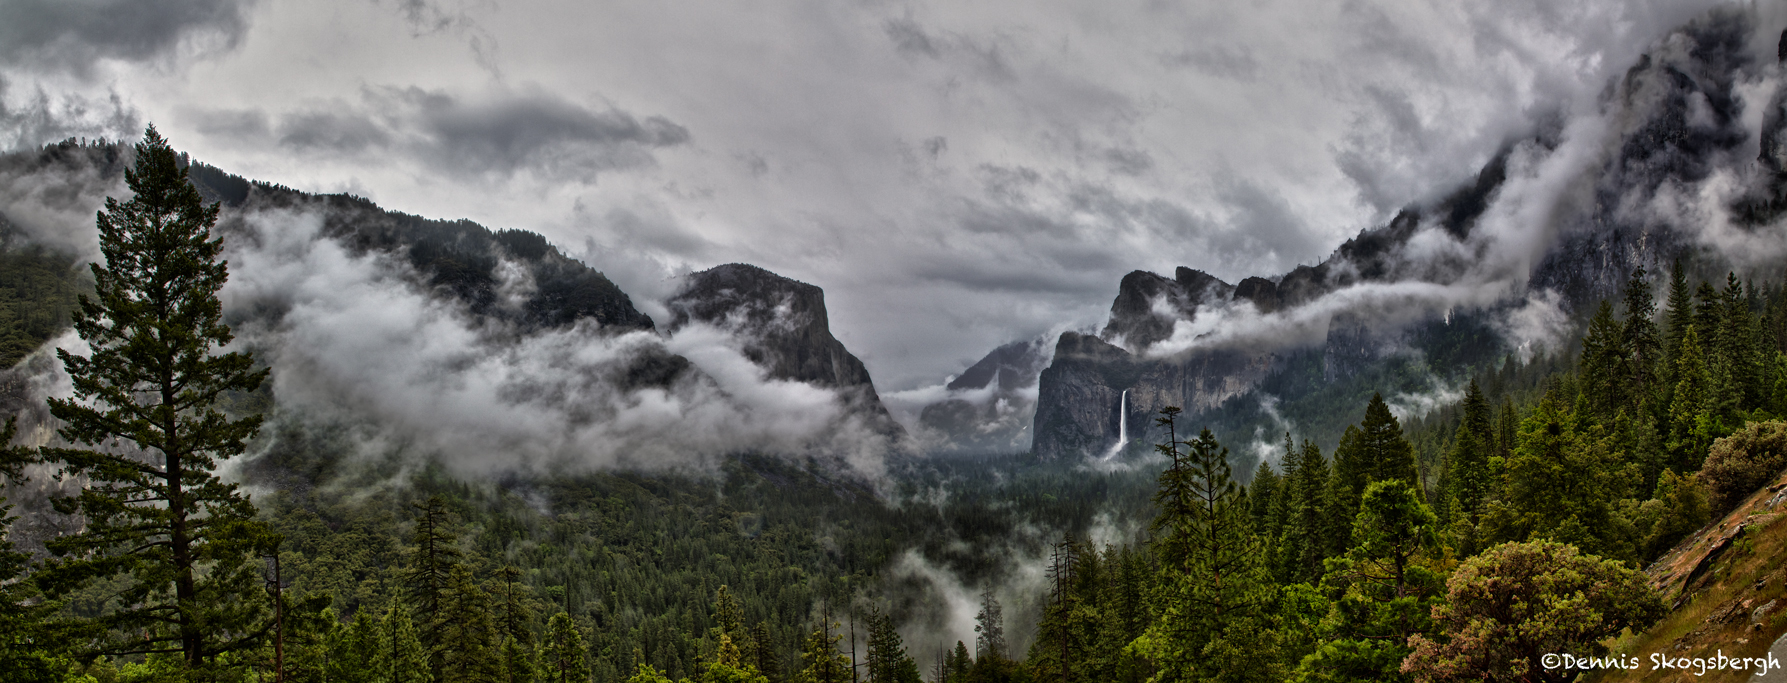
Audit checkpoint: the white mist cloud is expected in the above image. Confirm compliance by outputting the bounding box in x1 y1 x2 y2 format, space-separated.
216 207 896 477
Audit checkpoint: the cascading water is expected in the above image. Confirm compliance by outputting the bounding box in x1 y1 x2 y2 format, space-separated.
1102 389 1128 460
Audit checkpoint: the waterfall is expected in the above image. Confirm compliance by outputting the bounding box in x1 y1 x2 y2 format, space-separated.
1117 389 1128 447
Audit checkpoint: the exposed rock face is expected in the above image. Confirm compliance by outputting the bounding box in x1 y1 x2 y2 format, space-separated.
1101 267 1234 350
1031 331 1271 460
667 263 903 436
945 339 1051 393
918 338 1052 453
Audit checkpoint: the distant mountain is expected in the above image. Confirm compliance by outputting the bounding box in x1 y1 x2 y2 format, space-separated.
667 263 905 438
1013 7 1787 462
194 166 658 336
915 338 1051 453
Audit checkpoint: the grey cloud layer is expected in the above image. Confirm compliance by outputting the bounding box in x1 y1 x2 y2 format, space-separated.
0 0 252 75
0 0 1742 392
193 86 689 182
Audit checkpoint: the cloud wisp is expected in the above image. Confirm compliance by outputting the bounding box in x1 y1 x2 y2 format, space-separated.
213 207 896 477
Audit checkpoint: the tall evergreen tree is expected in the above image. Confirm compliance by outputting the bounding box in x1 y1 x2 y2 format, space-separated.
1717 273 1759 415
944 642 971 683
797 611 851 683
1330 395 1418 534
1668 326 1714 473
714 585 746 648
1446 379 1492 524
1298 480 1445 682
438 564 501 683
1093 546 1152 683
540 612 590 683
1623 267 1662 410
36 125 274 674
330 608 383 683
1031 537 1086 683
1494 397 1517 462
1358 394 1418 485
865 608 920 683
972 589 1005 663
1579 300 1627 421
1248 457 1282 536
406 495 462 675
744 622 782 683
495 566 537 683
1492 393 1638 560
1327 425 1367 553
1282 439 1333 584
373 603 432 683
1664 261 1695 378
1136 411 1279 682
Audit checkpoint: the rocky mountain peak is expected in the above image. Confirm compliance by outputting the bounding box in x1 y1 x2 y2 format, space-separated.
668 263 903 436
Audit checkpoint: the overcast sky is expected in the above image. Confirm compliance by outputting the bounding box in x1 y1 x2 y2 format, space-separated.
0 0 1742 390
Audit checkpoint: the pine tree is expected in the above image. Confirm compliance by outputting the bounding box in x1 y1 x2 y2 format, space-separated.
1093 546 1152 683
1446 379 1492 524
1496 393 1637 559
1282 439 1332 584
865 609 920 683
331 608 383 683
406 495 462 675
503 639 538 683
1031 537 1081 683
1358 393 1418 486
1326 426 1365 557
1664 260 1694 372
495 566 537 683
1579 300 1627 421
945 641 971 683
743 622 782 683
701 633 769 683
540 612 590 683
1668 326 1714 473
972 589 1005 663
1298 480 1445 682
36 125 275 673
796 610 851 683
1247 457 1281 537
438 564 501 683
714 585 746 648
1494 397 1517 462
1623 267 1662 410
1718 273 1759 415
373 603 433 683
1695 281 1723 351
1135 411 1279 682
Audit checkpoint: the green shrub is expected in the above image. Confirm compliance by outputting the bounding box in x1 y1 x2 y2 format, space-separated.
1701 421 1787 512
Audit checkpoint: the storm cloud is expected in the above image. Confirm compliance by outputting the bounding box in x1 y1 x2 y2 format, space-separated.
193 86 689 182
0 0 252 76
0 0 1748 394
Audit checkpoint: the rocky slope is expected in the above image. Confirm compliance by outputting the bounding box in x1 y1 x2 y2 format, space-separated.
1589 468 1787 682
